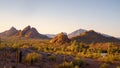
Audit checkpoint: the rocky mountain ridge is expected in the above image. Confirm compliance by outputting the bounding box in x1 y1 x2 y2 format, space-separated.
0 26 49 39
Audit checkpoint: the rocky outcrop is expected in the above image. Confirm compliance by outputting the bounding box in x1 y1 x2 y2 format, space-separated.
50 32 71 44
15 26 49 39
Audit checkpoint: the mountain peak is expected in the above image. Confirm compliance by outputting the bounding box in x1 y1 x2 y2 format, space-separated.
59 32 67 35
15 26 49 39
0 26 18 37
68 28 87 38
24 25 31 30
78 28 87 31
88 30 95 32
10 26 17 31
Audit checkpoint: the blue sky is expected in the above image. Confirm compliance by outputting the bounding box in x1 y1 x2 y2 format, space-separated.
0 0 120 37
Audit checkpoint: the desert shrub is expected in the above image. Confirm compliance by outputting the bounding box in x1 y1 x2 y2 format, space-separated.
76 52 82 57
99 63 109 68
38 47 42 51
12 43 21 50
55 51 66 55
0 43 6 50
25 52 41 64
85 52 101 59
48 55 56 61
117 66 120 68
9 66 16 68
73 57 85 67
114 53 120 61
21 45 29 49
85 53 93 58
74 65 79 68
58 61 73 68
65 52 73 56
102 54 120 63
103 55 114 63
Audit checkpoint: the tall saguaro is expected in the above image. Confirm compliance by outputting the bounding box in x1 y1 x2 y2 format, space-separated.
16 49 22 64
0 37 1 45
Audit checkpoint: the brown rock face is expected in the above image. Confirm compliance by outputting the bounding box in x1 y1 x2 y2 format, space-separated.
15 26 49 39
71 30 120 43
21 26 31 36
50 32 71 44
0 27 18 37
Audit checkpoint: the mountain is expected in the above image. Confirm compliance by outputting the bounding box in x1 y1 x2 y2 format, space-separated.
118 38 120 40
15 26 49 39
98 33 112 37
68 28 115 38
68 29 87 38
45 34 56 38
0 26 49 39
50 32 71 44
71 30 120 43
0 27 18 37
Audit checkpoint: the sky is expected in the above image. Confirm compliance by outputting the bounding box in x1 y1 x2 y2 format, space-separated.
0 0 120 37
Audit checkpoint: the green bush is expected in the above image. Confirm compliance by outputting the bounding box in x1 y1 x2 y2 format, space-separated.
102 54 120 63
73 57 85 67
117 66 120 68
48 55 56 61
74 65 79 68
103 55 114 63
0 43 6 50
58 61 73 68
85 52 101 59
25 52 41 64
12 43 21 50
99 63 109 68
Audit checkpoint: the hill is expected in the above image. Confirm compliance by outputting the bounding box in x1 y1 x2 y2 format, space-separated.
0 27 18 37
50 32 71 44
71 30 120 43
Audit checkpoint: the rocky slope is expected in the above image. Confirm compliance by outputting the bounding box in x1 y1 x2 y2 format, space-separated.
15 26 49 39
68 29 87 38
0 27 18 37
50 32 71 44
71 30 120 43
0 26 49 39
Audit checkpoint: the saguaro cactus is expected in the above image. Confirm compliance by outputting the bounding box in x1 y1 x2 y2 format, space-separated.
3 45 7 68
0 38 1 45
16 49 22 63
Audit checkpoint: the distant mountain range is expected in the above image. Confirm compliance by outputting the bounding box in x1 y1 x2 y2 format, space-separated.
0 26 119 43
118 38 120 40
45 34 56 38
46 29 114 39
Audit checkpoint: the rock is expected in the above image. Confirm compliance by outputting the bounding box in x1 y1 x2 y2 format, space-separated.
15 26 49 39
50 32 70 44
0 27 18 37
